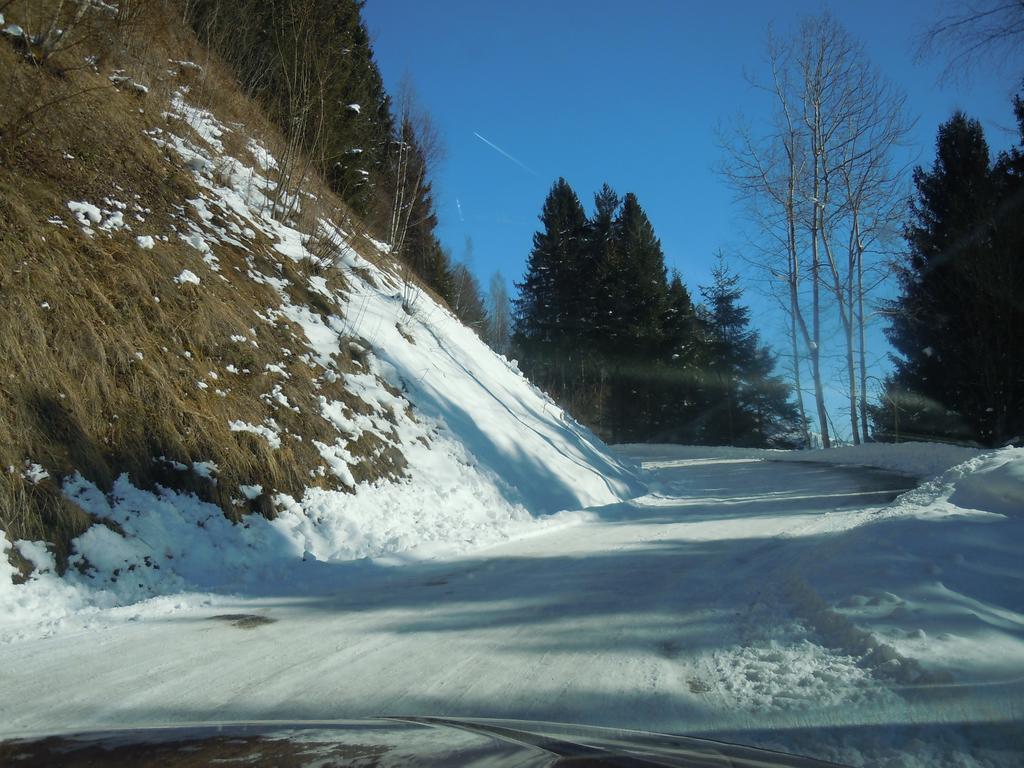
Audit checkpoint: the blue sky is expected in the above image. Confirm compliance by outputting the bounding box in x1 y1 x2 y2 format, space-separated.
361 0 1019 438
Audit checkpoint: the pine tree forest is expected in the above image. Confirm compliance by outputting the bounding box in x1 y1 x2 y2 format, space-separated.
513 179 805 447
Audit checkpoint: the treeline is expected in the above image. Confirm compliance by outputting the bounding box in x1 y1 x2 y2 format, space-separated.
723 10 1024 449
872 94 1024 446
185 0 480 318
514 179 803 447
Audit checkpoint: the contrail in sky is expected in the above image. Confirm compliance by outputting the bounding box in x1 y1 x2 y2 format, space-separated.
473 131 538 176
455 197 464 222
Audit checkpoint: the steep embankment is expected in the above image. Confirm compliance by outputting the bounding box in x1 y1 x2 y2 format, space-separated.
0 4 640 637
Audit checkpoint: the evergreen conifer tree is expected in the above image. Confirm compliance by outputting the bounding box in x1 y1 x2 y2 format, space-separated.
513 178 588 395
698 259 801 447
662 272 697 365
584 183 622 346
699 261 755 444
514 179 587 341
597 193 670 439
612 193 669 350
875 103 1024 445
650 271 703 441
513 180 789 446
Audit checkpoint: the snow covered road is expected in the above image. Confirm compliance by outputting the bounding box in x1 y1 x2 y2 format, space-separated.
3 449 1022 766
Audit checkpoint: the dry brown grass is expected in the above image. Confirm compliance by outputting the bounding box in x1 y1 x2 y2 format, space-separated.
0 0 418 573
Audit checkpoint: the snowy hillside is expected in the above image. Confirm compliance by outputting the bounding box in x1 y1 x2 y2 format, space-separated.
0 83 640 638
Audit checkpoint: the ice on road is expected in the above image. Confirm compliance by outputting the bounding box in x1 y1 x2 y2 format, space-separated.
2 449 1021 767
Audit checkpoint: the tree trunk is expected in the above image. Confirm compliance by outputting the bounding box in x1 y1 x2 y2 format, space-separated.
828 226 860 445
857 245 870 440
810 349 829 447
790 305 810 447
787 186 812 448
845 318 860 444
810 160 831 448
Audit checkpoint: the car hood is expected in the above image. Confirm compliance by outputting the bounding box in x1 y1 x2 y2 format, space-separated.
0 716 847 767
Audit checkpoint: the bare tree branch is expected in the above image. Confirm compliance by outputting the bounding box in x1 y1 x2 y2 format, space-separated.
917 0 1024 82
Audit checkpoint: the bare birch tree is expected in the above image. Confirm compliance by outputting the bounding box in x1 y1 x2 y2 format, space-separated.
267 0 331 221
720 29 820 447
798 14 912 443
386 78 443 262
834 90 909 441
721 12 910 446
381 78 446 311
486 271 512 356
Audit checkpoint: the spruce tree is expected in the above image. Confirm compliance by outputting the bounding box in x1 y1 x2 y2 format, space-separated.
584 183 622 346
698 259 801 447
985 94 1024 443
699 261 755 444
513 178 588 395
514 178 587 342
743 347 805 448
876 104 1024 445
599 194 670 440
613 193 668 349
514 180 715 444
651 271 704 441
661 272 698 364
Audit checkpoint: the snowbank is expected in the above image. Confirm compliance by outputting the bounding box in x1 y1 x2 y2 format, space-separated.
624 438 1023 528
777 441 983 480
948 450 1024 516
801 448 1024 690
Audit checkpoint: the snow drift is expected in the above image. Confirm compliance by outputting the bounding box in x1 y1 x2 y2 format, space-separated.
798 446 1024 694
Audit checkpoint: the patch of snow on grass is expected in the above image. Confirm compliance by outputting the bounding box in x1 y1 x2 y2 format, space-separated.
67 200 101 228
22 463 49 484
312 439 357 488
67 200 130 235
174 269 200 285
228 419 282 449
191 461 218 480
246 138 277 171
239 484 262 500
167 92 225 151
